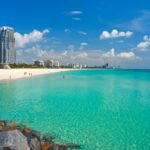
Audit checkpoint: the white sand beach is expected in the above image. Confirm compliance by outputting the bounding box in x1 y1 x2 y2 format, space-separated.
0 69 71 81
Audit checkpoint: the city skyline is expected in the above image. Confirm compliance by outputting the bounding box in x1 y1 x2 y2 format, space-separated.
0 0 150 68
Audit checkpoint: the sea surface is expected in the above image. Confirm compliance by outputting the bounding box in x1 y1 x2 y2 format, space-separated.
0 69 150 150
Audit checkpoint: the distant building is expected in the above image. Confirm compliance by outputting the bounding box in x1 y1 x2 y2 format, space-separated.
82 64 87 68
45 60 54 67
79 64 83 69
0 26 15 64
68 64 77 68
34 60 45 66
102 63 109 69
44 60 60 68
53 60 60 67
68 63 85 69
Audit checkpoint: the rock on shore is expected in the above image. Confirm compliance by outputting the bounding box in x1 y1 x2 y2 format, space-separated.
0 120 80 150
0 130 30 150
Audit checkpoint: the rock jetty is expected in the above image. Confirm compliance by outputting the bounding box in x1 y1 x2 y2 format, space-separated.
0 120 80 150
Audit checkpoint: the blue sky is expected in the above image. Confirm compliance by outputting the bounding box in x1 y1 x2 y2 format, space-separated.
1 0 150 68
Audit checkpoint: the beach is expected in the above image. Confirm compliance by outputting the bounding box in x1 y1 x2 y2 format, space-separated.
0 68 71 81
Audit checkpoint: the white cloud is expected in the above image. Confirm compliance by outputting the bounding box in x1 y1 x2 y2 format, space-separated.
100 29 133 39
72 17 81 21
102 48 115 58
78 31 87 35
137 35 150 51
102 48 140 60
78 52 88 58
69 11 83 15
67 10 82 21
117 52 136 59
64 29 71 33
15 29 49 48
80 42 88 46
79 42 88 50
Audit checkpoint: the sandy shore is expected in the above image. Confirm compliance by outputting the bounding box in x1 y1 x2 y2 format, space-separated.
0 68 71 81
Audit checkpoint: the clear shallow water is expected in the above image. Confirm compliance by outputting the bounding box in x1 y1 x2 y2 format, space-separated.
0 69 150 150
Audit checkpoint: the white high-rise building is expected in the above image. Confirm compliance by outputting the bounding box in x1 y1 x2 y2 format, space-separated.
0 26 15 64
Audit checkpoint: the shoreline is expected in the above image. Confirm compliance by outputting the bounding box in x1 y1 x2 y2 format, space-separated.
0 68 72 82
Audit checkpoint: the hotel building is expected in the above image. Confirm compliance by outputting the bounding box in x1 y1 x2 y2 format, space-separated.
0 26 15 64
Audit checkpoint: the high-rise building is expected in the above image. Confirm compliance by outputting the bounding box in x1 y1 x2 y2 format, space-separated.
0 26 15 64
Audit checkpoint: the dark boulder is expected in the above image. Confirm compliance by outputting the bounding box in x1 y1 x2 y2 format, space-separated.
22 128 42 150
53 144 67 150
28 137 41 150
53 143 81 150
42 134 54 142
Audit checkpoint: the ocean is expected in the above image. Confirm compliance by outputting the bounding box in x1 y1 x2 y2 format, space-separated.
0 69 150 150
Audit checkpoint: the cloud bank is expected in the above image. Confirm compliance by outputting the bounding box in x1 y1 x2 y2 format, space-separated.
137 35 150 51
17 46 140 66
100 29 133 39
15 29 49 48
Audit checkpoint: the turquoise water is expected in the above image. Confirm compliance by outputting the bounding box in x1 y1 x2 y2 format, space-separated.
0 70 150 149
